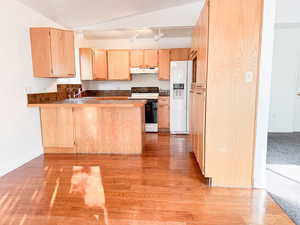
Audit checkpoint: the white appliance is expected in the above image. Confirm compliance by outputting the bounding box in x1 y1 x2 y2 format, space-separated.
130 67 159 74
130 87 159 132
170 61 192 134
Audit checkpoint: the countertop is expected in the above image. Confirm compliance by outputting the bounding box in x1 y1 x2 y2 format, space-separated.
28 97 146 108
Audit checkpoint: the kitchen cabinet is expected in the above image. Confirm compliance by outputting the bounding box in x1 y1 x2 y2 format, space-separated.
158 96 170 130
144 49 158 67
130 49 158 67
36 103 146 154
170 48 190 61
93 49 108 80
107 50 131 80
191 1 209 86
130 50 144 67
80 48 93 80
30 28 75 78
158 49 170 80
190 0 263 187
190 89 206 174
40 107 75 153
80 48 108 80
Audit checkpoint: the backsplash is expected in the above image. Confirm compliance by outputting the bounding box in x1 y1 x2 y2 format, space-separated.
83 74 170 90
27 84 82 104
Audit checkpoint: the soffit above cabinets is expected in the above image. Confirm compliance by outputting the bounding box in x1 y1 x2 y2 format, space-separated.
84 27 193 40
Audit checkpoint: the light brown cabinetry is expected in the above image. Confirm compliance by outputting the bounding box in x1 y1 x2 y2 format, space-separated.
80 48 93 80
190 89 206 174
107 50 131 80
190 0 263 187
144 49 158 67
40 107 75 153
158 49 170 80
93 49 108 80
158 96 170 130
170 48 190 61
80 48 107 80
38 104 145 154
130 49 158 67
130 50 144 67
30 28 75 78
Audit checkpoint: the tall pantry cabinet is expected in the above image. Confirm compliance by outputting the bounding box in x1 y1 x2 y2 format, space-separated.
190 0 263 187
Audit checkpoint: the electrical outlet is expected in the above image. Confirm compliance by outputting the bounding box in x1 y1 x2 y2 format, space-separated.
245 72 254 83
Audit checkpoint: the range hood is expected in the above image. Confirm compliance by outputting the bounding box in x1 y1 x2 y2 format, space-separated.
130 67 159 74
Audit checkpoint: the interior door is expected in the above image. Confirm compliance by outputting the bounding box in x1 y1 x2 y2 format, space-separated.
294 73 300 131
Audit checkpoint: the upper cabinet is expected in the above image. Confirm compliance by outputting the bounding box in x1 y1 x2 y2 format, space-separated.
93 49 108 80
129 49 158 68
80 48 93 80
80 48 108 81
144 50 158 67
170 48 190 61
30 28 75 78
158 49 170 80
107 50 131 80
130 50 144 67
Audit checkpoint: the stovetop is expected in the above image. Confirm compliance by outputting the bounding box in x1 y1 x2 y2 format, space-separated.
130 87 159 100
131 87 159 94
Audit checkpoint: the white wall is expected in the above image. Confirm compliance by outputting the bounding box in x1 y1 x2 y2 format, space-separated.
78 37 191 90
253 0 276 188
268 26 300 132
276 0 300 24
0 0 65 176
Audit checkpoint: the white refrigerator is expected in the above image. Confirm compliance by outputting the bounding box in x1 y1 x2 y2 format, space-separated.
170 61 192 134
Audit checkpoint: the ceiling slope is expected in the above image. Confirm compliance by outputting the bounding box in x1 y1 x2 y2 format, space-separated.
17 0 200 28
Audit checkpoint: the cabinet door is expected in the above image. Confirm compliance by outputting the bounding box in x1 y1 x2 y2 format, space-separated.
107 50 130 80
50 29 75 77
80 48 93 80
130 50 144 67
40 107 75 150
196 1 209 85
93 49 108 80
170 48 190 61
158 49 170 80
195 90 206 174
30 28 52 77
144 49 158 67
158 96 170 129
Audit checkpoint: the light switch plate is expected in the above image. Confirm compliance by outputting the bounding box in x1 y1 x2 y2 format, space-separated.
245 72 254 83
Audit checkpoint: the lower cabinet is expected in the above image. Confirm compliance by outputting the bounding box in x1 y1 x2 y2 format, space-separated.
40 106 144 154
158 96 170 131
40 107 75 153
190 89 206 175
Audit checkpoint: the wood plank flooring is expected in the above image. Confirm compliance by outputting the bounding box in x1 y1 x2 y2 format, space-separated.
0 134 294 225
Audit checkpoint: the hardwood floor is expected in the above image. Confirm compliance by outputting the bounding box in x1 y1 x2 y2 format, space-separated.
0 134 294 225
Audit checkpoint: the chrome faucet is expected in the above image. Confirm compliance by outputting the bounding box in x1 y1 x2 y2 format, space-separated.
66 88 82 99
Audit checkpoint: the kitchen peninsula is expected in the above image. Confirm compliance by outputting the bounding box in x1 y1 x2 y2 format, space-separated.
29 98 146 154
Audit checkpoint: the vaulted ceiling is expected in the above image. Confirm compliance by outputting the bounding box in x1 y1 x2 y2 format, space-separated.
17 0 199 29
